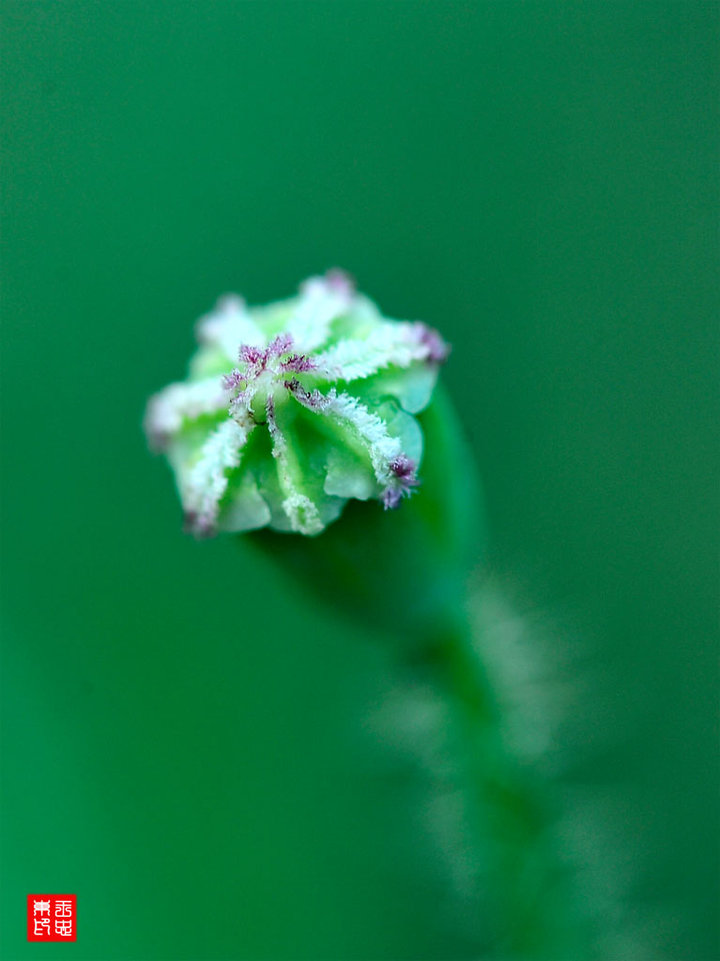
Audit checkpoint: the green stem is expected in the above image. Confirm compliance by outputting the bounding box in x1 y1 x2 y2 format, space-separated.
415 605 583 959
249 387 589 958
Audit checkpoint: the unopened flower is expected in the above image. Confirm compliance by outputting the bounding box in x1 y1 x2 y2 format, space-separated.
144 271 449 537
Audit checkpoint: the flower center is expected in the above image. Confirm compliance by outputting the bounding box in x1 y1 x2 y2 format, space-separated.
223 333 316 426
248 366 282 423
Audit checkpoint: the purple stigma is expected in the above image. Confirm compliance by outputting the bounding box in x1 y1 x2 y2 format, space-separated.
216 293 245 314
222 369 245 390
389 454 417 483
239 344 265 367
280 354 316 374
382 454 419 510
284 378 330 411
183 510 215 539
382 488 403 510
417 323 450 364
324 268 355 296
267 333 293 357
147 425 170 454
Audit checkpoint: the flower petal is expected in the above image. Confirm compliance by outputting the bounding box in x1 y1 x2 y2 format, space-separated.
181 418 253 536
144 377 229 450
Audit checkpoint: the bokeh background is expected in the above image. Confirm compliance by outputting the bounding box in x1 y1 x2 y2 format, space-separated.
1 3 717 959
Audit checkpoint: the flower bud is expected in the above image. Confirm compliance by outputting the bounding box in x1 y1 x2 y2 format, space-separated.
144 271 449 537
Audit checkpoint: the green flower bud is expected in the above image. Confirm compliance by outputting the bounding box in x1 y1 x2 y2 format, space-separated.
144 271 449 537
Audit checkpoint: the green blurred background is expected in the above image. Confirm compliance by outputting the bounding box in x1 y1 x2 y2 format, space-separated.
1 2 717 958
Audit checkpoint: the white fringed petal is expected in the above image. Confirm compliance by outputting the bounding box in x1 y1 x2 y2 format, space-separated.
321 391 403 487
182 418 253 535
146 272 447 536
145 377 229 449
313 322 431 383
196 295 266 360
285 275 354 354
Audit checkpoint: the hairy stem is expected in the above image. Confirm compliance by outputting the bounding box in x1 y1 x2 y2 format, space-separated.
248 387 588 957
412 605 584 959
